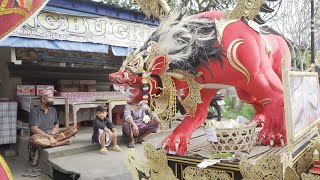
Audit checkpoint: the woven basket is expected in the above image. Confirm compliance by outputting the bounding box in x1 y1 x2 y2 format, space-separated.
210 123 257 153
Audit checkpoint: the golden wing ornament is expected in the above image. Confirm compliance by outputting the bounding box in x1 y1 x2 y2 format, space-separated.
226 0 277 24
135 0 170 19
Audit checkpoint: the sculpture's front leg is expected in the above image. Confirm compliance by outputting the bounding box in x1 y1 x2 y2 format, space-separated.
162 89 216 155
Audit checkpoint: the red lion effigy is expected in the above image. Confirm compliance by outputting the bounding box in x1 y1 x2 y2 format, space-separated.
109 0 291 155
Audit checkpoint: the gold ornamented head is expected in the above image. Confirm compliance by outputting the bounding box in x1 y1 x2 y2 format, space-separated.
120 41 169 74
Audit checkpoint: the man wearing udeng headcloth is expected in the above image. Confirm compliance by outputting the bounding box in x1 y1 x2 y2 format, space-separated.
28 87 78 166
122 101 162 148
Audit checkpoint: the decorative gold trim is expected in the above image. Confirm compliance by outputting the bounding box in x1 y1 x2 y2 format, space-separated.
0 155 13 180
301 173 320 180
293 146 311 164
226 0 265 21
150 74 176 129
146 41 170 72
240 155 283 180
175 163 177 176
183 166 233 180
124 143 178 180
259 98 272 106
227 39 251 84
0 0 28 17
135 0 170 19
173 70 203 116
284 166 299 180
170 158 237 176
121 41 169 74
0 7 28 17
215 19 239 43
166 72 185 80
0 0 48 40
167 156 240 171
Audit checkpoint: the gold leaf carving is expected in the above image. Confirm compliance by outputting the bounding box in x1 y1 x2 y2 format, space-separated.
124 143 178 180
184 166 232 180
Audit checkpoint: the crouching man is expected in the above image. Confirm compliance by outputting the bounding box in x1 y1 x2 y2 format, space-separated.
122 101 162 148
28 87 78 166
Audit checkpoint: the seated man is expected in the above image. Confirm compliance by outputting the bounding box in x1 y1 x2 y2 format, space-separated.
122 101 162 148
28 87 78 166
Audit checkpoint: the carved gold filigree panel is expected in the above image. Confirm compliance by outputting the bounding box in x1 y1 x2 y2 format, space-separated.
301 173 320 180
124 143 178 180
240 155 283 180
284 166 299 180
183 166 232 180
227 0 265 20
293 149 312 176
172 70 203 116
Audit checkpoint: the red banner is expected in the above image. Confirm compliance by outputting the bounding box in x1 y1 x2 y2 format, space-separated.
0 0 48 43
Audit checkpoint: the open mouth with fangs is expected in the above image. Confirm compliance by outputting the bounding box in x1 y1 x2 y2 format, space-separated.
113 84 142 104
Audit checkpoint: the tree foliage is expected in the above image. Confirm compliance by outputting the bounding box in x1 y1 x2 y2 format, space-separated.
270 0 320 70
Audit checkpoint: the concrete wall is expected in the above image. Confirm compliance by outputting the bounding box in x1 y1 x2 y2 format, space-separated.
0 47 22 99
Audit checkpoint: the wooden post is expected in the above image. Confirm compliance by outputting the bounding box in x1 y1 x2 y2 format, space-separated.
281 58 293 156
65 98 69 127
311 0 315 64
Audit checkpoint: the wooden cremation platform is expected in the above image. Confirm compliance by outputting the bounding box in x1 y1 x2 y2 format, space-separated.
167 128 318 180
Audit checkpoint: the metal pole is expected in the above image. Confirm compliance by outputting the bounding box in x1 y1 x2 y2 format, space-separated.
311 0 315 64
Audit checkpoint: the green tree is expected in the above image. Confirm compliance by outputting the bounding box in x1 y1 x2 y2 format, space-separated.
271 0 320 70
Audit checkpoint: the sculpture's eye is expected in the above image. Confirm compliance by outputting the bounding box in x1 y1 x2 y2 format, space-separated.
122 72 129 80
134 61 139 67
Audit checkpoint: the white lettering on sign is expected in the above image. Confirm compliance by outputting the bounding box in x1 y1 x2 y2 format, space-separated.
11 11 157 48
66 16 87 34
86 18 107 36
37 12 61 30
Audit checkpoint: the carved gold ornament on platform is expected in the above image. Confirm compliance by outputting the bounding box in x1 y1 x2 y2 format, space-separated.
240 155 283 180
301 173 320 180
284 166 299 180
124 143 178 180
184 166 232 180
125 142 320 180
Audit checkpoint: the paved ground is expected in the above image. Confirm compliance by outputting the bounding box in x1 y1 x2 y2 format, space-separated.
6 136 163 180
6 155 51 180
49 135 163 180
6 117 209 180
47 125 206 180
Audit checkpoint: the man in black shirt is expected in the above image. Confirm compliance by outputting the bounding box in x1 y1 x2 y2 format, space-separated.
28 87 77 165
92 105 121 154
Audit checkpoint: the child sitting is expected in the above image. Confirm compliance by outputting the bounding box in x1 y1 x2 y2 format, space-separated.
92 105 121 154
